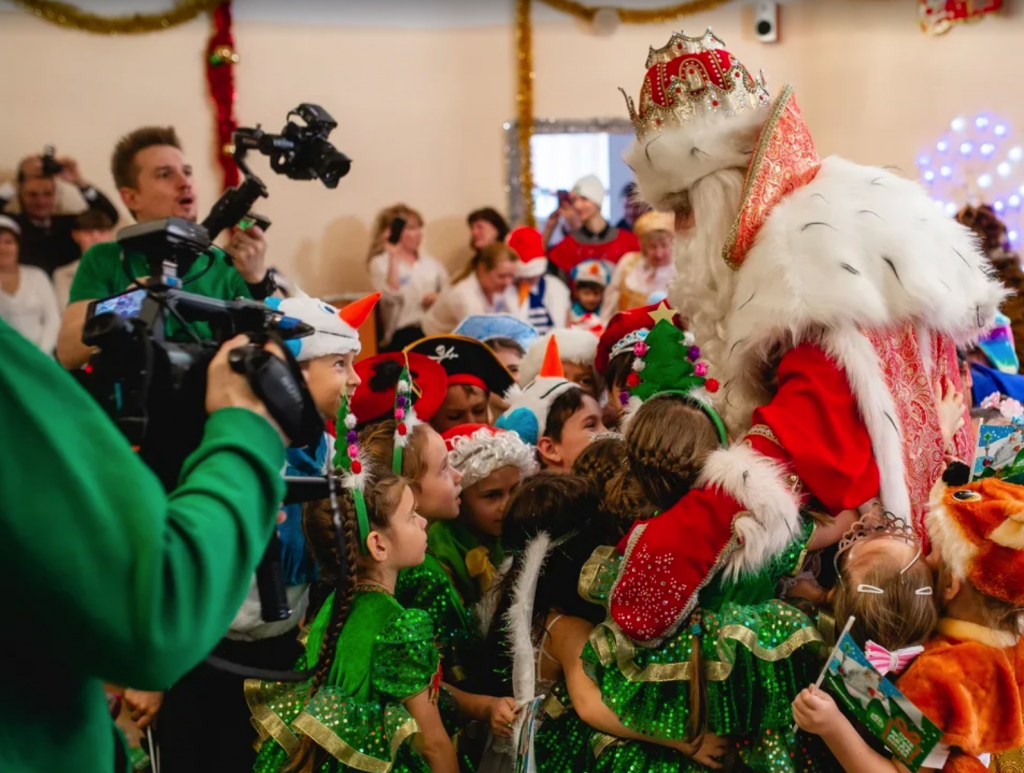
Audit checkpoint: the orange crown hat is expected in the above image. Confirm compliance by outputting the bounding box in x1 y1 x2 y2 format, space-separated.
495 335 580 446
509 226 549 280
268 292 380 362
622 29 770 141
927 463 1024 606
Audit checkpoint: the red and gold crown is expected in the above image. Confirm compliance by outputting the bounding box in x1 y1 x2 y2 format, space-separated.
621 29 770 140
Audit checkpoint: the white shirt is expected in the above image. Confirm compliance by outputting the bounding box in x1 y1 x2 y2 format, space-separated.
516 275 571 333
368 252 449 343
0 265 61 355
422 274 519 336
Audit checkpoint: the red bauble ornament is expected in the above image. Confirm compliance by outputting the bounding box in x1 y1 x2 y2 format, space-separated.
705 378 720 393
352 460 363 474
397 423 408 437
626 372 641 389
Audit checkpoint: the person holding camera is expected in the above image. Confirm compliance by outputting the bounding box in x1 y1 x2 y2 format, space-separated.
367 203 449 351
0 215 61 355
57 126 273 370
0 314 290 773
0 152 120 277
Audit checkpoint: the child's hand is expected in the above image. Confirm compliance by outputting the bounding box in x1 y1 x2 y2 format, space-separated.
792 686 843 737
489 696 518 738
668 733 729 769
934 376 966 450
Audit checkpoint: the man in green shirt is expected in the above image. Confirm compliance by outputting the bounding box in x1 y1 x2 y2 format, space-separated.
58 125 272 369
0 316 289 773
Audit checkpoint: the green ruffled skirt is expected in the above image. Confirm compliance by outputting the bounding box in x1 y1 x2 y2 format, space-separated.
248 680 429 773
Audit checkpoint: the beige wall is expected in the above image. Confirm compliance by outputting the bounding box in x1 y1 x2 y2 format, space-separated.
1 1 1022 296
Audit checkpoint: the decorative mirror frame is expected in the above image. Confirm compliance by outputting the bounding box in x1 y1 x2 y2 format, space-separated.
504 117 635 226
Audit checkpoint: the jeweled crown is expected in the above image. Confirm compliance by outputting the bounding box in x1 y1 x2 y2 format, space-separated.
835 508 919 565
621 29 771 140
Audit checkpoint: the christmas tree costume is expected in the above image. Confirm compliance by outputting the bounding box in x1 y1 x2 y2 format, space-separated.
248 589 439 773
586 316 824 773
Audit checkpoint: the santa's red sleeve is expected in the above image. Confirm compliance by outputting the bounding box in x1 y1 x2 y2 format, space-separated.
609 342 879 645
751 343 879 515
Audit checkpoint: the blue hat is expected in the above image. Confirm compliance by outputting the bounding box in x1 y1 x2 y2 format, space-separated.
453 314 538 352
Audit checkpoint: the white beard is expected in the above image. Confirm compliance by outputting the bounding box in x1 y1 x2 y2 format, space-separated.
667 168 746 373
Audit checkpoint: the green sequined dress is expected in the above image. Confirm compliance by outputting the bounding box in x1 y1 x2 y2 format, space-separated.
397 551 481 688
581 521 826 773
247 589 439 773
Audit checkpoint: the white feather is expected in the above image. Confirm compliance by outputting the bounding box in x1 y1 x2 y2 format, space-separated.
476 555 514 637
505 532 553 747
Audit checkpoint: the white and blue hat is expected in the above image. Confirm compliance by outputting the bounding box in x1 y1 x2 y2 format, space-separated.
454 313 539 352
265 292 380 362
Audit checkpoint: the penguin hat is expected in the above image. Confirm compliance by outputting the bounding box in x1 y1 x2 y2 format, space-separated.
266 292 380 361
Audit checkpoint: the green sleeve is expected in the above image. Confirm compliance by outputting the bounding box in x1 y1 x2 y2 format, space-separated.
215 247 253 300
371 608 439 701
69 242 116 303
0 319 285 688
395 557 470 649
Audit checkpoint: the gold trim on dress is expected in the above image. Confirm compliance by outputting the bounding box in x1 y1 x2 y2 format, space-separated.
244 679 299 755
292 711 420 773
578 545 617 604
542 693 566 720
591 732 626 758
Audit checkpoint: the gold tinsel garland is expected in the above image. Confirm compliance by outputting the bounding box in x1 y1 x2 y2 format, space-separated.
516 0 733 225
6 0 226 34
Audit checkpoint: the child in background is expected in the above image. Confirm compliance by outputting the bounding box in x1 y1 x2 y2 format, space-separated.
508 226 571 334
431 424 538 608
406 334 516 434
480 473 724 773
794 468 1024 773
568 259 611 336
53 209 115 309
496 336 607 472
248 458 458 773
519 328 601 398
601 212 676 320
453 313 539 417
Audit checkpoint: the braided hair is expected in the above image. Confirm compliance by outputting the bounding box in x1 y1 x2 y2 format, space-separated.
572 437 655 534
625 394 721 513
282 467 408 773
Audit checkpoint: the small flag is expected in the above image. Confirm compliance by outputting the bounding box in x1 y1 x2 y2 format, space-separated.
823 627 942 771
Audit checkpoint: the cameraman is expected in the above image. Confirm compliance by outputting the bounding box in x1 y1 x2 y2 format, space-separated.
0 154 120 276
0 317 289 773
57 127 273 369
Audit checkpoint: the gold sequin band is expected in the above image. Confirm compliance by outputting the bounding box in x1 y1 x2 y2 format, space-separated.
577 545 616 604
542 693 566 720
292 711 419 773
746 424 783 448
244 679 299 755
591 732 626 758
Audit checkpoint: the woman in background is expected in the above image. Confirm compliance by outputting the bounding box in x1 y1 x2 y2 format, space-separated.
467 207 509 257
0 215 60 356
422 244 519 336
368 203 450 351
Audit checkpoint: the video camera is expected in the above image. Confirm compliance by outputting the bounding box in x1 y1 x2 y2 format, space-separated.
79 105 352 627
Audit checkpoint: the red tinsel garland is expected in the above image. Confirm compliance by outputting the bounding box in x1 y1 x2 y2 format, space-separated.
206 2 239 190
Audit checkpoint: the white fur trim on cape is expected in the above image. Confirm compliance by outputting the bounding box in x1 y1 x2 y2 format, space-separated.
477 555 514 637
520 330 598 385
516 258 549 280
625 106 769 212
697 442 803 580
505 532 552 749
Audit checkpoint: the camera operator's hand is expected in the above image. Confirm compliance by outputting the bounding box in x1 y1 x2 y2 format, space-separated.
123 689 163 730
56 157 84 186
226 225 268 284
206 335 289 445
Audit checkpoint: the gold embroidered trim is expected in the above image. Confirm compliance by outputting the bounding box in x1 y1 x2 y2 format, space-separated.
245 679 299 755
816 610 836 651
936 618 1019 649
722 85 794 270
292 711 420 773
578 545 617 604
746 423 782 448
591 732 626 758
449 665 468 683
542 693 566 720
590 611 822 683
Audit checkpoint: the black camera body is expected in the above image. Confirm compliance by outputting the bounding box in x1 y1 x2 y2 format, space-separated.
40 144 63 177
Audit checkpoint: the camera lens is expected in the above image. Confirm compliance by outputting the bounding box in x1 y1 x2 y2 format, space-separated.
316 145 352 189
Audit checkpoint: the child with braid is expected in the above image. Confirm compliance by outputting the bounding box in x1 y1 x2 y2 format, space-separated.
571 434 655 536
247 462 458 773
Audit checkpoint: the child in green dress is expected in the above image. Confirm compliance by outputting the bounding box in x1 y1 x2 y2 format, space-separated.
480 473 724 773
360 419 518 754
247 462 458 773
